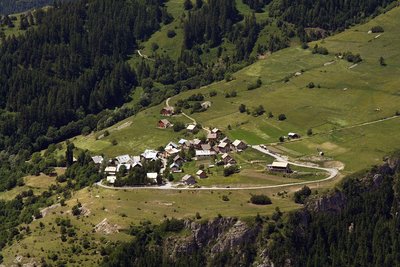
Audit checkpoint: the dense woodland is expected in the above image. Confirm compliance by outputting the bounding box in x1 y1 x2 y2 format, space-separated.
0 0 67 15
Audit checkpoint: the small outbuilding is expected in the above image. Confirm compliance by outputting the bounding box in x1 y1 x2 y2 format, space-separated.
158 119 172 128
181 174 196 185
160 106 175 116
196 170 208 179
267 161 291 173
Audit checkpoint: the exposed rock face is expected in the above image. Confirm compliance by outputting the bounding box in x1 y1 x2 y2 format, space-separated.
306 191 346 213
165 217 263 264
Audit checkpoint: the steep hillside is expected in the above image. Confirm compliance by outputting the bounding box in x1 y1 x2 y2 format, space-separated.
72 5 400 173
100 151 400 266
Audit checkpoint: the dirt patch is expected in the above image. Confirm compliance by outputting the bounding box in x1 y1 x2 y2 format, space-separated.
116 121 132 130
324 161 345 170
94 218 121 234
40 203 61 218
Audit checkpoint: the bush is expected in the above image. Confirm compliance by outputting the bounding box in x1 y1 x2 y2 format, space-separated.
247 78 262 90
279 136 285 142
312 44 328 55
103 130 110 137
111 139 118 146
307 128 313 136
294 186 312 204
167 30 176 38
222 195 229 201
209 90 217 97
224 165 239 177
173 122 186 132
239 104 246 113
278 114 287 121
160 218 185 232
307 82 315 89
301 42 309 49
343 52 362 63
250 194 272 205
371 25 384 33
81 126 91 136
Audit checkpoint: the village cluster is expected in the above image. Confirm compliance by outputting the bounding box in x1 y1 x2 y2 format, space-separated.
91 103 295 188
92 126 250 187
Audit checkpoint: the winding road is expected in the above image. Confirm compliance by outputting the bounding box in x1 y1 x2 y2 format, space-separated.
166 97 211 134
95 145 339 191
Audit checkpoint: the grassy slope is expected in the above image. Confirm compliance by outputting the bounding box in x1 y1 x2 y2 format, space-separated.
75 7 400 173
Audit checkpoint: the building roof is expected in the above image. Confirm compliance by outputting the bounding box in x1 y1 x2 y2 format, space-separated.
232 139 244 147
221 153 231 159
196 170 206 175
182 174 194 181
192 139 202 145
201 144 211 150
186 124 196 131
106 176 117 184
146 173 158 180
269 161 289 168
160 119 171 125
173 155 183 161
170 162 180 168
165 147 180 155
178 139 188 145
105 166 117 173
165 142 178 149
207 133 217 139
196 150 216 157
218 142 228 148
92 155 104 165
131 156 141 163
162 106 174 112
211 128 220 133
141 150 159 160
116 154 131 164
221 137 231 143
201 101 212 108
288 132 299 137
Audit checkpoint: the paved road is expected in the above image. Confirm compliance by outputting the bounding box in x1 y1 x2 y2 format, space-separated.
95 146 339 191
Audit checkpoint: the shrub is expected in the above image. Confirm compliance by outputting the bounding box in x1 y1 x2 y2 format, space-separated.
343 52 362 63
160 218 185 232
151 42 159 51
111 139 118 146
252 105 265 116
379 56 386 66
209 90 217 97
371 25 384 33
239 104 246 113
278 114 287 121
224 165 239 177
167 30 176 38
279 136 285 142
81 126 91 136
307 128 313 136
307 82 315 89
301 42 309 49
247 78 262 90
250 194 272 205
222 195 229 201
103 130 110 137
173 122 186 132
294 186 312 204
312 44 328 55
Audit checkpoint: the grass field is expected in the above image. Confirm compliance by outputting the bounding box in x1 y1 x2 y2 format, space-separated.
0 168 64 201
